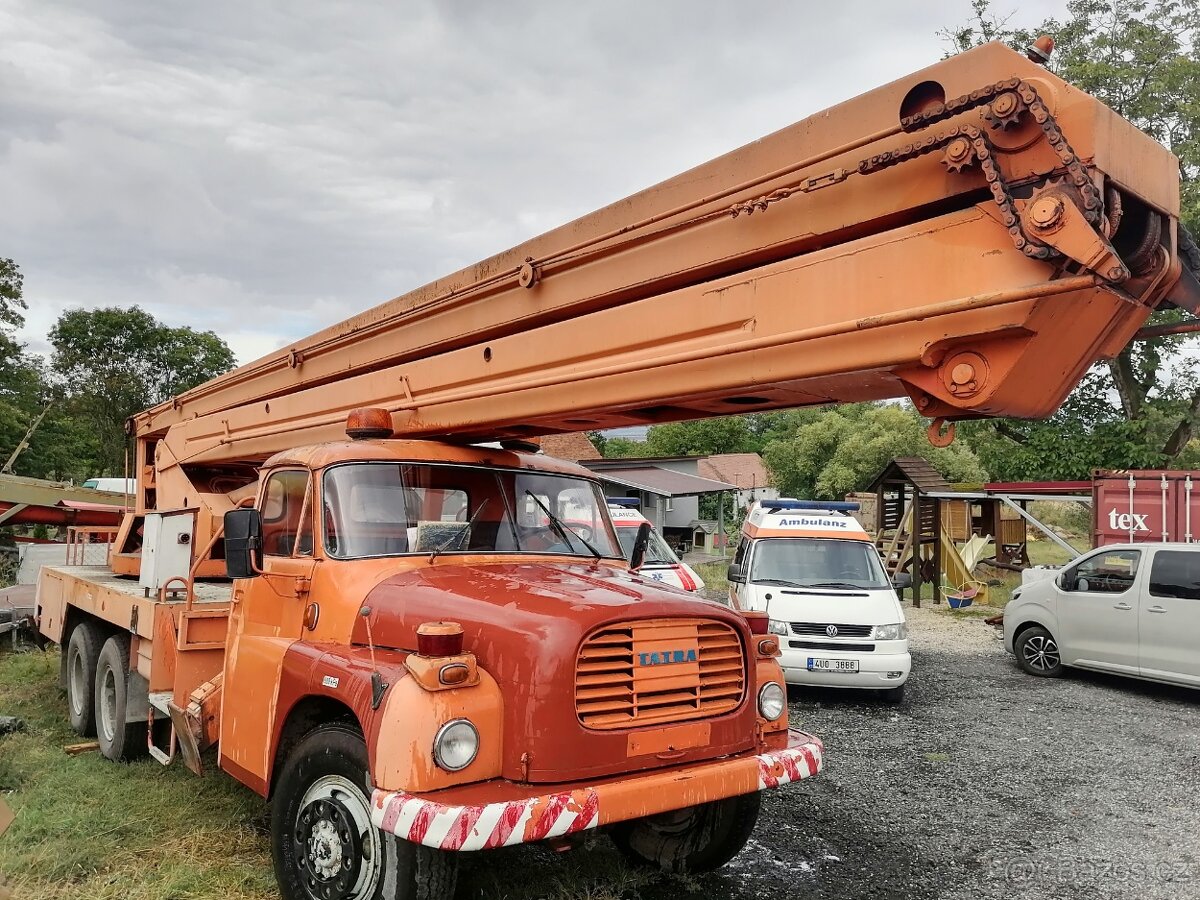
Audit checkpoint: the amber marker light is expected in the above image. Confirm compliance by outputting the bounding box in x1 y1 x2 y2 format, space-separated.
345 407 393 440
417 621 464 657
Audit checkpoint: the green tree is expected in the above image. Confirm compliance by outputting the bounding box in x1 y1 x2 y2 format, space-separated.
642 417 756 457
945 0 1200 471
50 307 236 474
0 258 25 333
763 403 988 499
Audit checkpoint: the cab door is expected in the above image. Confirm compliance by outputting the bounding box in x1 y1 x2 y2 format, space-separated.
1053 548 1141 674
221 468 317 791
728 537 752 608
1138 549 1200 685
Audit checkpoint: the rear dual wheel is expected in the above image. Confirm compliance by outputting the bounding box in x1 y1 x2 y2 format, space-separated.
95 633 147 761
65 622 103 736
272 725 458 900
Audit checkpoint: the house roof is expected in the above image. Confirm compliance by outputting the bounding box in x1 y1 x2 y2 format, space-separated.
697 453 771 490
583 464 736 497
538 432 602 462
867 456 951 493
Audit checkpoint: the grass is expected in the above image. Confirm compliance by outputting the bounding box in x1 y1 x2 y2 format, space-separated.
0 649 275 900
0 647 702 900
693 561 729 602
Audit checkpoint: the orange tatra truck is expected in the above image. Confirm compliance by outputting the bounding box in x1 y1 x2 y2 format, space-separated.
36 40 1194 900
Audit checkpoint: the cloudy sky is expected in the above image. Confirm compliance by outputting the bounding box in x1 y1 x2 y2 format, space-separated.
2 1 1071 366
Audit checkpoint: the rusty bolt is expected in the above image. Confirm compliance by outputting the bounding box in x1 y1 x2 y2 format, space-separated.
1107 265 1128 281
951 362 976 386
991 92 1018 118
1029 196 1065 229
518 260 539 289
946 138 971 163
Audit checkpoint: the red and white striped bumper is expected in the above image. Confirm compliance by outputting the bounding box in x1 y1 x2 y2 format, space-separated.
370 729 823 852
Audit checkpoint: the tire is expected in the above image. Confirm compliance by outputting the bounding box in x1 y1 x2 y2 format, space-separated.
65 622 103 736
881 684 905 703
272 724 458 900
611 791 761 874
1015 625 1064 678
95 634 147 761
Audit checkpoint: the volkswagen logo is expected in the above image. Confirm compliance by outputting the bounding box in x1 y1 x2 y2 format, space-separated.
826 624 839 637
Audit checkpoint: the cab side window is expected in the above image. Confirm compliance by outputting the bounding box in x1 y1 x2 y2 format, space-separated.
261 470 312 557
1063 550 1140 594
1149 551 1200 601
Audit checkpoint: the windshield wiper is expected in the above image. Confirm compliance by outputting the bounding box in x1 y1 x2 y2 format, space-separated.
752 578 806 587
804 581 868 590
524 491 602 559
429 499 489 563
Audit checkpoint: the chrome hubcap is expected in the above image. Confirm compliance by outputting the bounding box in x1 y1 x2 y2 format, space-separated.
69 652 86 716
294 774 380 900
99 666 117 742
1022 634 1060 671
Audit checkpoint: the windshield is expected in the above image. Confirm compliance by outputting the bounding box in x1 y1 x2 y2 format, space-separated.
615 526 678 566
322 463 621 560
749 538 889 590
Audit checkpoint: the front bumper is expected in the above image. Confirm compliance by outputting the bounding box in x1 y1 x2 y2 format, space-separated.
780 645 911 689
370 729 823 851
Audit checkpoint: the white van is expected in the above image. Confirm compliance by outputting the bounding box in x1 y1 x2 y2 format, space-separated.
1004 542 1200 688
729 500 910 700
608 503 706 593
81 478 136 494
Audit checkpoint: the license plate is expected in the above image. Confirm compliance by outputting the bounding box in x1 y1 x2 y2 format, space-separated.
807 657 859 673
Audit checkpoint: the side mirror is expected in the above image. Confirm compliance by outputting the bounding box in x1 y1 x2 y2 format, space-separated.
727 564 746 583
891 572 912 590
224 508 263 579
629 522 652 571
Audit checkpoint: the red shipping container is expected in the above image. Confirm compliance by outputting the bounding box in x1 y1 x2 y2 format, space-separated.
1092 470 1199 546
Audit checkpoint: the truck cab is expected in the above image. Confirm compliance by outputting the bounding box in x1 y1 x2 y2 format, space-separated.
728 500 911 700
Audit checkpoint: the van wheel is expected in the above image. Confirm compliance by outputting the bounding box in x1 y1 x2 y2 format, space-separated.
272 724 458 900
66 622 103 736
95 634 147 761
1015 626 1063 677
611 792 760 874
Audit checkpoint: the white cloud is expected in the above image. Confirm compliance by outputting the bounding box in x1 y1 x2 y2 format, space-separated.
1 0 1071 368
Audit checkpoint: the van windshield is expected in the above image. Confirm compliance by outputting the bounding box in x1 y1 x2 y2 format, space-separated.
749 538 889 590
615 526 678 566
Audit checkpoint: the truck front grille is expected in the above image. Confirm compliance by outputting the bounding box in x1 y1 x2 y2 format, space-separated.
575 618 745 730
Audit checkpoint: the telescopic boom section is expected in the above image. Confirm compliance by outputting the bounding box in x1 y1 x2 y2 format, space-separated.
131 41 1184 528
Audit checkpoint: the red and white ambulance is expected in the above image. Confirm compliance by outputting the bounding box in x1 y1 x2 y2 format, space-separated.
728 500 910 700
607 502 706 593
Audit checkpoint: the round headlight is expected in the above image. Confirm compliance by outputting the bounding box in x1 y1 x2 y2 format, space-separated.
432 719 479 771
758 682 786 720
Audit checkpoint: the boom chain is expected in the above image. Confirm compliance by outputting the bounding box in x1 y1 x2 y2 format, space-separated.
860 79 1105 263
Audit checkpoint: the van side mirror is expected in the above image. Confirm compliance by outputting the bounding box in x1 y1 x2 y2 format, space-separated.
224 508 263 579
629 522 652 571
891 572 912 590
727 564 746 583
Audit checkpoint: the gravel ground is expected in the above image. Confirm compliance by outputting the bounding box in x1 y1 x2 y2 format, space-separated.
491 604 1200 900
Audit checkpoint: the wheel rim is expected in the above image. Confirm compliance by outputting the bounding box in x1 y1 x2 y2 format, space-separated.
99 665 117 743
294 774 381 900
69 650 86 717
1022 634 1060 671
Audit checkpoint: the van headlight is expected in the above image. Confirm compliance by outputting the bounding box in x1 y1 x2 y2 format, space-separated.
767 619 789 636
757 682 786 720
873 623 907 641
433 719 479 771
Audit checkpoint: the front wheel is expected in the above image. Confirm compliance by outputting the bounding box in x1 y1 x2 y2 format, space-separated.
1015 625 1064 677
271 724 458 900
611 792 761 874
